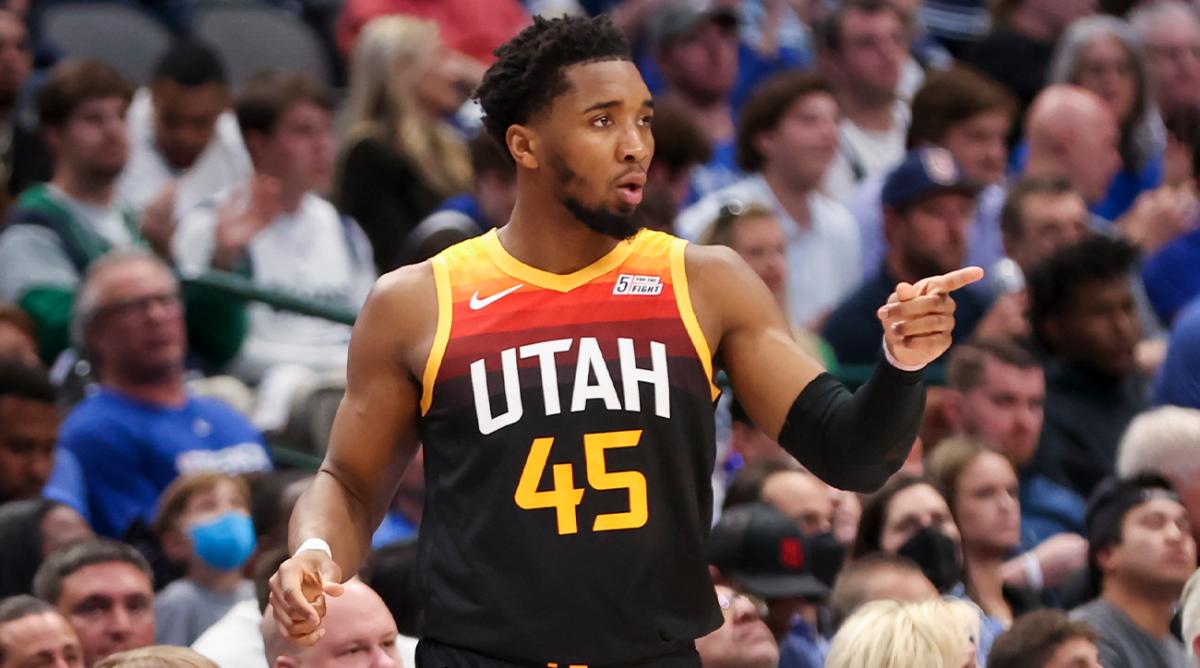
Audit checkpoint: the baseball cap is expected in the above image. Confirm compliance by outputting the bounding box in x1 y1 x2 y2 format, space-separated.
707 503 831 600
648 0 739 47
881 147 982 211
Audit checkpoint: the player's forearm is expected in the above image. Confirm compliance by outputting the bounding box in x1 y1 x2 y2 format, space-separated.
289 468 378 578
775 360 925 493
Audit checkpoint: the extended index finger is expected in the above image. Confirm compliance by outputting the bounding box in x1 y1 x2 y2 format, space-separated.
919 266 985 295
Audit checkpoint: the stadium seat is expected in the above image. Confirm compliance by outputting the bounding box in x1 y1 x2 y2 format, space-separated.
40 3 172 86
193 3 333 88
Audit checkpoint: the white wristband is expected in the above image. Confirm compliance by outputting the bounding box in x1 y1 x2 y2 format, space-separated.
881 337 926 372
1021 552 1044 591
295 538 332 560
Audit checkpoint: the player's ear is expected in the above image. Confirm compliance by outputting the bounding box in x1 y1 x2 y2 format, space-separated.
507 124 539 170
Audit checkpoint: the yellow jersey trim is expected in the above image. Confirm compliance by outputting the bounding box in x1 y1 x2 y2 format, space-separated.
420 254 454 415
670 238 719 401
482 228 637 293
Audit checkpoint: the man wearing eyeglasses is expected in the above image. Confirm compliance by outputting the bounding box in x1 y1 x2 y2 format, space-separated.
694 585 779 668
43 250 271 539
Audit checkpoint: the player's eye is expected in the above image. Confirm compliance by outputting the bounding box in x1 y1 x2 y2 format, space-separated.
592 115 612 127
639 115 654 127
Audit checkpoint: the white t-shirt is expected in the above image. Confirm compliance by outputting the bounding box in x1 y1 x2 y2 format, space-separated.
174 187 376 382
823 101 910 204
190 599 267 668
119 87 252 219
675 173 862 328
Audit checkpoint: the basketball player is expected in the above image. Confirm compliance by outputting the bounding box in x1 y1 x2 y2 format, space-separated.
270 15 982 667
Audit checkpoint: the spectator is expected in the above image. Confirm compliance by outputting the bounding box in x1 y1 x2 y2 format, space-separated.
175 71 375 384
678 72 859 328
33 539 155 666
1036 16 1162 222
1162 106 1200 190
817 0 911 203
998 177 1090 281
822 147 995 367
51 251 270 539
0 304 38 365
0 358 56 503
700 203 787 307
1155 297 1200 409
1130 1 1200 123
645 101 711 210
849 65 1017 280
1182 566 1200 663
852 475 963 594
650 1 743 200
0 595 83 668
361 542 420 666
262 579 402 668
944 341 1091 556
0 10 50 205
707 503 839 668
827 553 937 632
152 472 256 647
693 583 779 668
335 0 528 66
825 598 979 668
1071 473 1195 668
95 646 216 668
0 499 91 598
118 40 251 228
337 16 475 272
1021 86 1122 218
1026 235 1144 502
760 468 834 538
191 547 290 668
1117 406 1200 546
0 60 245 367
404 134 518 266
987 609 1102 668
1141 137 1200 326
961 0 1094 140
927 437 1040 626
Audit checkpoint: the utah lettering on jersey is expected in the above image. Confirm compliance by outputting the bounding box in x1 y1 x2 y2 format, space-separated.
470 336 670 435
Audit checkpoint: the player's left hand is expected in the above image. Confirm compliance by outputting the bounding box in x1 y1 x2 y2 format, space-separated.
877 266 985 368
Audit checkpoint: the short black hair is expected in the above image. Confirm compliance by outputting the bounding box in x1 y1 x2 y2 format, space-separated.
0 359 55 405
0 595 58 662
1027 235 1139 352
1085 472 1177 589
235 70 334 138
987 609 1097 668
152 39 227 87
33 539 153 605
476 14 631 156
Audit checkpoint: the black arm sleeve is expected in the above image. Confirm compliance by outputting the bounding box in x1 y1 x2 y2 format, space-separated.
777 360 925 493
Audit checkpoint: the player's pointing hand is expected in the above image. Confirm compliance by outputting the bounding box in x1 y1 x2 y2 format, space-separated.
268 549 344 645
878 266 986 368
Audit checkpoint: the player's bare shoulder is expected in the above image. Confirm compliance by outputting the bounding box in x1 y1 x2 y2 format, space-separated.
353 260 439 379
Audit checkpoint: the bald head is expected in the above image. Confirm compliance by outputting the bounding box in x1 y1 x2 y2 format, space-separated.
1024 86 1121 205
263 580 401 668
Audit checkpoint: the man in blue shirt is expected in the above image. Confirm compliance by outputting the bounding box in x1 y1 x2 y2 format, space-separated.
46 250 271 538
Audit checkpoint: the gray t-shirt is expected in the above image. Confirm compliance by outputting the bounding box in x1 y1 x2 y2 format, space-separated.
1071 599 1189 668
155 578 255 647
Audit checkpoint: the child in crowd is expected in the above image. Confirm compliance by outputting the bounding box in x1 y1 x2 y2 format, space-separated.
152 472 257 646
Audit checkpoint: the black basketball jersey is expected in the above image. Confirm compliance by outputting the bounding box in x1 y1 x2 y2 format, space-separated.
416 228 723 666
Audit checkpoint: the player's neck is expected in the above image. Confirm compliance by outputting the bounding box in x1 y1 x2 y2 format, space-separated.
500 193 623 275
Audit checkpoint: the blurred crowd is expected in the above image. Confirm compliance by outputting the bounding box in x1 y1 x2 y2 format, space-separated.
2 0 1200 666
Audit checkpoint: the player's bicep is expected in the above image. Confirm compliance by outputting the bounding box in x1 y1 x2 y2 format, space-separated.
322 272 427 519
692 245 825 437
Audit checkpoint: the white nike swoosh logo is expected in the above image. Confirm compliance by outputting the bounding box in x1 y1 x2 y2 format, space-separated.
469 284 524 310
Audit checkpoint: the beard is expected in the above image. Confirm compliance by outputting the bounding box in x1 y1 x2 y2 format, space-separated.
550 151 641 241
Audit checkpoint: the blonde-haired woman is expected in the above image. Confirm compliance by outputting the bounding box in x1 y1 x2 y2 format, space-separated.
826 598 980 668
336 15 475 272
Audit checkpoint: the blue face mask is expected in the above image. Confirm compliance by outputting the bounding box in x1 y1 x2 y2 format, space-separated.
189 512 257 571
